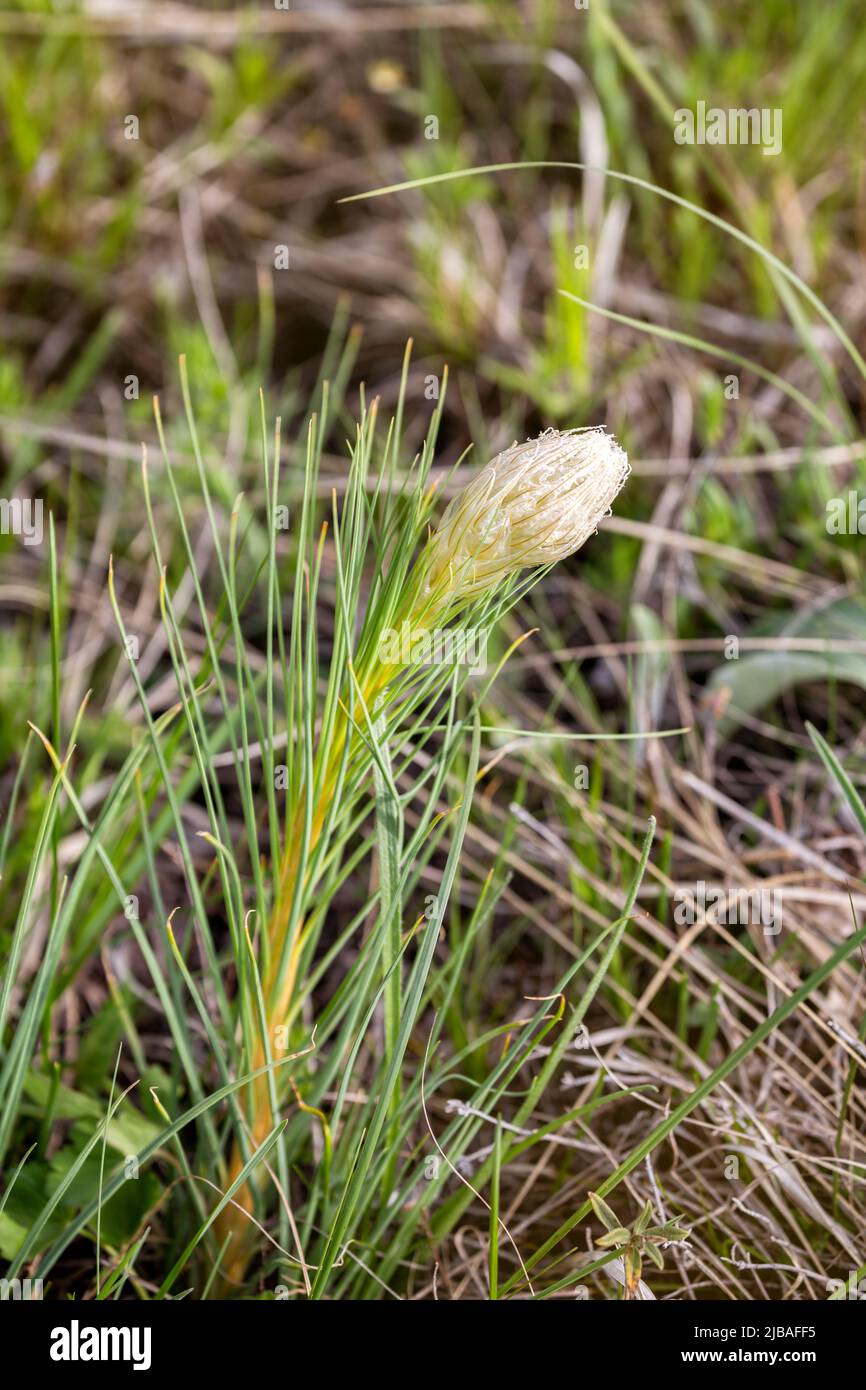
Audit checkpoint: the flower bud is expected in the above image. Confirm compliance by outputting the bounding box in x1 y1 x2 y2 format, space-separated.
425 427 629 602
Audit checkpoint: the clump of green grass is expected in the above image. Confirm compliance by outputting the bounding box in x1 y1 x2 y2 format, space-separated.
0 353 644 1297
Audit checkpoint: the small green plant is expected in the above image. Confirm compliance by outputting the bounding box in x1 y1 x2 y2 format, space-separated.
589 1192 689 1299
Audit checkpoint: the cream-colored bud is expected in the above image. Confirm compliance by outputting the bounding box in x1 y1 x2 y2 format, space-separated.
425 427 629 602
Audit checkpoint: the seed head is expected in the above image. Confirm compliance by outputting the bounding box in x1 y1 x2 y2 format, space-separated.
424 427 629 603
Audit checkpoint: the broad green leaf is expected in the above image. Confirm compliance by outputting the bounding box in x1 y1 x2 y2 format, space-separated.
22 1071 160 1156
707 598 866 738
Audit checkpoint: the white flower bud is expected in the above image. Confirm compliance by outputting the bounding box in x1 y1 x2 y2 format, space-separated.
425 427 629 602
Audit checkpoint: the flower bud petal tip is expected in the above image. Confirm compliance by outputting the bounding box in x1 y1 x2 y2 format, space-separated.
427 426 629 600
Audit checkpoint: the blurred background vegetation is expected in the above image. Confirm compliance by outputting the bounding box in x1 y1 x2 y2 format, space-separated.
2 0 866 1299
2 0 865 729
